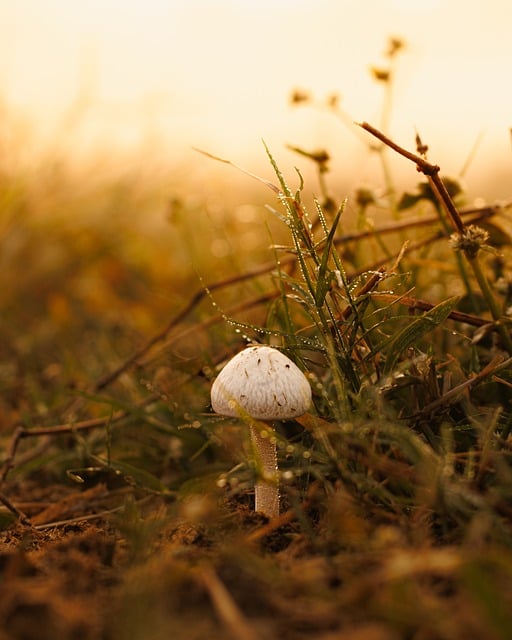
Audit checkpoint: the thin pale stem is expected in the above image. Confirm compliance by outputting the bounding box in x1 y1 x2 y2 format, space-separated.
250 424 279 519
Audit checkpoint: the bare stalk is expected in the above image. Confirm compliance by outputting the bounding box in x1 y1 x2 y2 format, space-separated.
249 424 279 518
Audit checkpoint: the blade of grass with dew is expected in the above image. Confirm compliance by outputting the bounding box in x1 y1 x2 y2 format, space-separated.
264 142 318 259
383 295 461 373
267 223 299 346
317 197 378 360
314 206 343 308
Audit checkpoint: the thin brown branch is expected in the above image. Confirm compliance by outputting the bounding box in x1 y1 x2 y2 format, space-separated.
359 121 466 233
334 204 501 244
0 409 130 486
137 292 279 369
18 411 128 439
359 121 440 175
375 293 489 328
32 505 125 530
427 174 465 233
94 264 282 391
0 491 31 526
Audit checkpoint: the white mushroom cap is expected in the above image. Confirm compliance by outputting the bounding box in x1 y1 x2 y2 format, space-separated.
211 345 312 421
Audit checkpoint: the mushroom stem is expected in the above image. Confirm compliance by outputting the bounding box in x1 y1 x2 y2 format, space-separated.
250 423 279 519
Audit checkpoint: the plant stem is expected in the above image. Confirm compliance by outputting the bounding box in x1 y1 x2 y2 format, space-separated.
250 424 279 518
467 253 512 353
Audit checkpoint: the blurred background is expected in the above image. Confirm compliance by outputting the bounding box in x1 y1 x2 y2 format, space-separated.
1 0 511 201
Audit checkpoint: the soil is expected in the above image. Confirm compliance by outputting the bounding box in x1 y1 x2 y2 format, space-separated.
0 480 336 640
0 477 506 640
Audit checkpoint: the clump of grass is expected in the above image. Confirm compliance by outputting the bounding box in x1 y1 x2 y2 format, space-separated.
238 138 512 544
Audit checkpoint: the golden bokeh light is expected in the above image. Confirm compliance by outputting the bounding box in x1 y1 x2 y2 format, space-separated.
0 0 511 198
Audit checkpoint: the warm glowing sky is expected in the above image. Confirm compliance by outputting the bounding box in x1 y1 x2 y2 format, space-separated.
1 0 511 197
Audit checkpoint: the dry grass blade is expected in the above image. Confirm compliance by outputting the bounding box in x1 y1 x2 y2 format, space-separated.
200 564 263 640
193 147 281 194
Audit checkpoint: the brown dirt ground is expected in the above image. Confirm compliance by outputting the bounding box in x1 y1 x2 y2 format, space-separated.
0 478 506 640
0 480 331 640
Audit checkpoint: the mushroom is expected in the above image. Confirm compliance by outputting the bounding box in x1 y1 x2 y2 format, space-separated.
210 345 312 518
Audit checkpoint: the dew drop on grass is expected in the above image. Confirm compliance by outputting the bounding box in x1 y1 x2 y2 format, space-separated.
281 470 294 482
